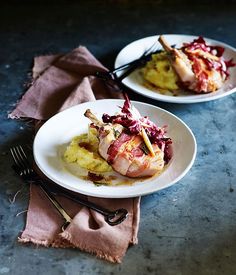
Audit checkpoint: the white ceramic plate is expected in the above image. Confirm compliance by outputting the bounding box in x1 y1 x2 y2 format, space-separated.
33 99 197 198
115 34 236 103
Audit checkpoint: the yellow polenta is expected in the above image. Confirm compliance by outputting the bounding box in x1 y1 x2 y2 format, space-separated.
64 126 112 172
142 52 179 90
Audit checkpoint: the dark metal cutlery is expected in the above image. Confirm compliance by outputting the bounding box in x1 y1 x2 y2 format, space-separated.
95 39 162 83
10 145 128 227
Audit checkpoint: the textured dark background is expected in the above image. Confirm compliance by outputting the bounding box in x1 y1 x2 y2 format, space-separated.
1 1 236 274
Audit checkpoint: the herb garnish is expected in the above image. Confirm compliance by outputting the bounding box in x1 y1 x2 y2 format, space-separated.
140 143 149 155
113 128 121 138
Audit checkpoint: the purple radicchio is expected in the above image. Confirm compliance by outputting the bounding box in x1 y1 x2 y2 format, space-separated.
102 94 172 163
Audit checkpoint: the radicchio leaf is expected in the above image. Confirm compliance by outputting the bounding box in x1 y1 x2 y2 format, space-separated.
102 95 172 163
182 36 235 80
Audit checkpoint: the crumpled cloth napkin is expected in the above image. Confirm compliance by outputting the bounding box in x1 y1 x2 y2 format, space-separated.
9 46 140 263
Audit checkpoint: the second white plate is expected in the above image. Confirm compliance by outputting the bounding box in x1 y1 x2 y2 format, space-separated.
115 34 236 103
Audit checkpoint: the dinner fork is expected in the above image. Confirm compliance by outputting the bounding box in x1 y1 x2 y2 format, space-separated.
10 145 128 227
95 39 162 83
10 146 72 231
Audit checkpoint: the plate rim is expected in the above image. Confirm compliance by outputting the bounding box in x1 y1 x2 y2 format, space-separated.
33 99 197 198
114 34 236 104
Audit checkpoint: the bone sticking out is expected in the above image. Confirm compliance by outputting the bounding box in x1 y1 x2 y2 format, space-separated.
158 35 175 53
158 35 196 83
84 109 104 127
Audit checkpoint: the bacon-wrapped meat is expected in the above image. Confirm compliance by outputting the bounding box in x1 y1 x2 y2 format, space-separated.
84 97 171 178
158 35 235 93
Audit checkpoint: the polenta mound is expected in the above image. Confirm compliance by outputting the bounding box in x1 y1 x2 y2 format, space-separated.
142 51 180 91
64 127 112 173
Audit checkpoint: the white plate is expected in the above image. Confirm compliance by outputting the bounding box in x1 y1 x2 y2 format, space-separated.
33 99 197 198
115 34 236 103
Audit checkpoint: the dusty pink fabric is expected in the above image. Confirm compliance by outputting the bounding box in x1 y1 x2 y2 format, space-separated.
9 47 122 120
10 46 140 263
19 185 140 262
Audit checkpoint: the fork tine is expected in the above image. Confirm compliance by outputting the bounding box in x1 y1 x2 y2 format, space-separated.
96 38 161 82
10 147 24 176
11 147 25 170
10 146 31 176
17 145 32 175
112 39 160 74
18 145 29 164
10 147 19 166
143 39 159 56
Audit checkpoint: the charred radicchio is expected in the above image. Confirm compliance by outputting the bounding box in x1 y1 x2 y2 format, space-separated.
182 36 235 79
102 95 172 163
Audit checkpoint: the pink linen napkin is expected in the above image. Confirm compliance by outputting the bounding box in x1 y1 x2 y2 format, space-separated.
9 46 140 263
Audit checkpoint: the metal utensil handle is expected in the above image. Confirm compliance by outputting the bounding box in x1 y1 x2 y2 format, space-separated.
39 184 72 224
117 57 150 81
112 57 145 74
36 178 129 226
116 49 162 81
105 208 128 226
59 191 128 226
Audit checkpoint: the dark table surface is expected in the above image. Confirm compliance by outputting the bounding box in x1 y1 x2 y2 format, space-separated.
1 1 236 274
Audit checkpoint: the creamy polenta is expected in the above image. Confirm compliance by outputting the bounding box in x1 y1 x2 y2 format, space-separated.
142 52 179 91
64 126 112 173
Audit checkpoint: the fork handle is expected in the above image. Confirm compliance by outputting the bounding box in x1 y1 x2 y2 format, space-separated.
39 183 72 224
112 57 144 74
46 185 128 226
111 47 163 74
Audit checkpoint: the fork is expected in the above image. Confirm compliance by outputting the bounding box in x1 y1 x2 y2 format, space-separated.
10 145 128 227
95 39 161 83
10 146 72 231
